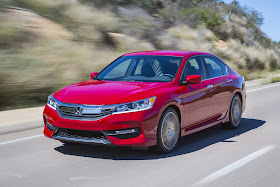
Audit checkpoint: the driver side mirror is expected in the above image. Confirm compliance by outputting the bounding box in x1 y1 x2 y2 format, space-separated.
90 72 98 79
184 75 202 84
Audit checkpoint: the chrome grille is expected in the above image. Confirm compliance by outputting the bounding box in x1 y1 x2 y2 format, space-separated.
57 104 113 121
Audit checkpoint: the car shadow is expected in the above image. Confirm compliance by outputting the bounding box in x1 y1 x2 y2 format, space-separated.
54 118 265 160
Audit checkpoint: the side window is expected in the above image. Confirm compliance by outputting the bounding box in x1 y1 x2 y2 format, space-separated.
219 60 228 75
203 57 224 78
134 60 144 75
182 57 206 80
103 59 132 79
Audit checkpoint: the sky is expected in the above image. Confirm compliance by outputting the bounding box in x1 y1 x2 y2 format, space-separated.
223 0 280 42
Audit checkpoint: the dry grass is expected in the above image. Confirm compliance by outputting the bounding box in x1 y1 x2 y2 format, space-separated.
1 1 280 110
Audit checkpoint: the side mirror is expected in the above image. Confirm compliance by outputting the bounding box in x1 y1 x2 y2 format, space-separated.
90 72 98 79
185 75 202 84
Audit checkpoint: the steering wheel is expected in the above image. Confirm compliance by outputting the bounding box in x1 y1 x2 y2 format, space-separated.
162 74 174 79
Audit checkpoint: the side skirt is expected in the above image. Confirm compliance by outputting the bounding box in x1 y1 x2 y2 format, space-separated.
181 114 224 137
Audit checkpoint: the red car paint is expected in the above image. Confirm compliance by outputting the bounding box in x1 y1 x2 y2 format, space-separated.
43 51 246 147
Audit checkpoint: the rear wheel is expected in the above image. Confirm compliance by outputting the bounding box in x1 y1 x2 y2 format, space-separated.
222 94 242 129
151 108 180 154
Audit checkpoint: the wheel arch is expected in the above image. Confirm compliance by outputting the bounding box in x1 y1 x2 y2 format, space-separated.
233 90 243 109
156 101 183 129
222 90 243 123
166 105 181 123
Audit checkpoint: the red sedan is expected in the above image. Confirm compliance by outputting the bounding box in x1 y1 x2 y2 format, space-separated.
43 51 246 153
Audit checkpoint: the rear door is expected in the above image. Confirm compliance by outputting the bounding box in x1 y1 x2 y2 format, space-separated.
179 56 214 129
202 56 232 118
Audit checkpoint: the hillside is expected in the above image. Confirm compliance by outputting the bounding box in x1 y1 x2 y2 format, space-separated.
0 0 280 110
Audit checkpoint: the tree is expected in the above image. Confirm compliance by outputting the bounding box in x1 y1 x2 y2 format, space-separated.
226 0 243 21
248 9 264 26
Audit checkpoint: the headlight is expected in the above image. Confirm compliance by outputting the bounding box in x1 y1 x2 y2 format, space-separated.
112 97 156 114
47 95 58 110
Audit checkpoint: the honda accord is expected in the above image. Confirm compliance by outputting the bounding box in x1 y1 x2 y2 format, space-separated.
43 51 246 153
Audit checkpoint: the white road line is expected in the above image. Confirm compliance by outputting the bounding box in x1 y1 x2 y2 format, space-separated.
0 134 43 146
69 176 109 180
247 83 280 93
194 144 276 186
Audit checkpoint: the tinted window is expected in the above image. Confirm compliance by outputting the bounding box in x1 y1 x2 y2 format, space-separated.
203 57 224 78
218 60 228 75
182 57 206 80
102 59 132 79
97 56 183 82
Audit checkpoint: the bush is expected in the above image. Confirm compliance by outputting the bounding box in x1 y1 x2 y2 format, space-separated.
231 26 245 43
269 58 279 71
254 58 265 70
0 13 35 49
270 76 280 83
245 56 254 71
198 9 224 30
245 56 265 71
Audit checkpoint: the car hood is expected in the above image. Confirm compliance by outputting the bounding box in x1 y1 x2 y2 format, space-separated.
53 80 168 105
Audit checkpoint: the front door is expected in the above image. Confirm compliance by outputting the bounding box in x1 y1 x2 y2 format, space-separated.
179 56 214 129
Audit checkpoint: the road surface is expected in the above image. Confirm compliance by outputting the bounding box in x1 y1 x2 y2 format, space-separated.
1 83 280 187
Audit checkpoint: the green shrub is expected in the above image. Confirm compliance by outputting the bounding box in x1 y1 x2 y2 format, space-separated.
269 58 279 71
270 76 280 83
245 56 265 71
198 9 224 30
254 58 265 70
237 63 244 69
245 56 254 71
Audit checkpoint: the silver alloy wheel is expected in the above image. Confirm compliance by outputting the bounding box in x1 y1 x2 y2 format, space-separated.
231 96 242 126
161 112 179 150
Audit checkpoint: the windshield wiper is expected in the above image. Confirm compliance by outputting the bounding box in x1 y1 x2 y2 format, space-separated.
92 77 102 81
124 80 136 82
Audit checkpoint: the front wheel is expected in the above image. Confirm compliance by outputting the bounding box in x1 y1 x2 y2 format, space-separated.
151 108 180 154
222 94 242 129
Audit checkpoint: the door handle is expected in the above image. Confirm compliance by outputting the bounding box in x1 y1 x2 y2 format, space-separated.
207 85 213 89
227 79 233 83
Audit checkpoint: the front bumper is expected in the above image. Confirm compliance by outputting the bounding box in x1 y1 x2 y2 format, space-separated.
43 105 159 147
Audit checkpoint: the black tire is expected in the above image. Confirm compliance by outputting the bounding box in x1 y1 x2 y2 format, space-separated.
222 94 242 129
150 108 180 154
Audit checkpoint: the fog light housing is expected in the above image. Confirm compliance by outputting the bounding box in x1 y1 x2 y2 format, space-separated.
115 128 138 135
104 128 141 139
44 118 55 132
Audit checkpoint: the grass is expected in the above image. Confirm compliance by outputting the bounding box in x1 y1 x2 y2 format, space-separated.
270 76 280 83
1 1 280 111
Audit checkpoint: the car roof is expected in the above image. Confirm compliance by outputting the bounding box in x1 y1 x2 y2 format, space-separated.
123 50 214 57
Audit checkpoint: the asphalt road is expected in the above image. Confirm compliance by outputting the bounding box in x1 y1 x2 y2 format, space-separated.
1 83 280 187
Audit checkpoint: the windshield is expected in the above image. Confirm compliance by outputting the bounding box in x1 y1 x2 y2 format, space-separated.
96 55 183 82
